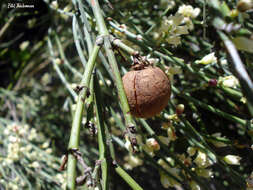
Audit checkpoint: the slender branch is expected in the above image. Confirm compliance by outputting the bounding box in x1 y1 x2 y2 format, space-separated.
109 21 243 99
143 151 186 187
206 0 253 115
47 36 78 99
139 119 209 190
111 37 139 56
203 0 207 39
172 86 249 128
54 34 83 78
218 31 253 116
43 0 74 17
67 44 100 190
115 165 143 190
77 0 94 55
72 15 87 68
90 0 133 127
109 27 250 130
0 16 14 41
94 74 109 190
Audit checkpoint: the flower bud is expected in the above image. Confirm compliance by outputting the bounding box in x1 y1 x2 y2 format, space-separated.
19 41 29 50
208 79 218 87
124 155 143 170
176 104 185 115
99 80 104 86
194 150 213 168
167 126 177 141
187 147 197 156
223 155 241 165
177 5 200 18
220 75 239 88
146 138 160 151
196 52 217 65
108 117 115 125
51 1 58 9
54 58 62 65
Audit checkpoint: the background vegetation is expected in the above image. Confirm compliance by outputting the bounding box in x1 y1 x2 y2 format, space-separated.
0 0 253 189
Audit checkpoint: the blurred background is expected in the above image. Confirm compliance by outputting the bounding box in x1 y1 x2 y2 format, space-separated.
0 0 253 189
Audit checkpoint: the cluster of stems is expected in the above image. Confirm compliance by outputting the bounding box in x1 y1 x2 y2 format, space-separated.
44 0 253 189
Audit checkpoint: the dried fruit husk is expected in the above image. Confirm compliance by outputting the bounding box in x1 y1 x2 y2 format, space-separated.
123 66 171 118
237 0 253 12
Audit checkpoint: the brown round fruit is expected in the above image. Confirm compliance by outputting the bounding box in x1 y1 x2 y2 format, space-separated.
237 0 253 12
122 66 171 118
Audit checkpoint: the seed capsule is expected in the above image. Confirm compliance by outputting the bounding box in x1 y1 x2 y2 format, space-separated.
237 0 253 12
123 66 171 118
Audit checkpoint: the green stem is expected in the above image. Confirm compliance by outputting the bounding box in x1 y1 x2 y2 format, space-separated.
72 15 87 68
172 86 248 128
115 166 143 190
94 74 109 190
67 44 100 190
54 34 83 78
91 163 102 190
0 16 14 41
218 31 253 116
143 151 184 186
218 85 242 100
90 0 133 127
139 119 209 190
179 118 217 163
47 37 78 99
109 21 243 100
111 37 138 56
43 0 74 17
203 0 207 39
77 0 94 54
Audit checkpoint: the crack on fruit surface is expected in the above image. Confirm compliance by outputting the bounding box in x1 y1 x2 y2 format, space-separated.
133 73 141 117
122 66 171 118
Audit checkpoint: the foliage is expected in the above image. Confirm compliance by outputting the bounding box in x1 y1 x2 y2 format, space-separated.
0 0 253 190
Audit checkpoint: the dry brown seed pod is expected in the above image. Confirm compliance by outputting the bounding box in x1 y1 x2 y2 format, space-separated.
237 0 253 12
123 66 171 118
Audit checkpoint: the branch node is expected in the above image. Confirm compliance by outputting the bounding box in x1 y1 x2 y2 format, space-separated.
96 35 105 46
